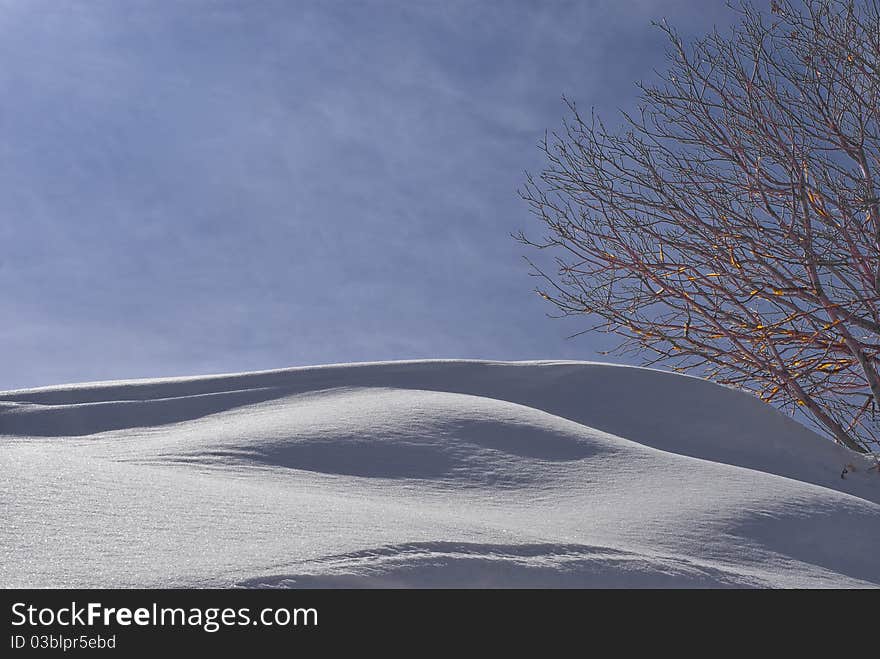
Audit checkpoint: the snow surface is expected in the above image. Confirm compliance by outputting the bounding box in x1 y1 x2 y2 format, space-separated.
2 359 878 588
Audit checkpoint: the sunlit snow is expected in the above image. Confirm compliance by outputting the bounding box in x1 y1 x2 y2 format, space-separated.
2 360 877 588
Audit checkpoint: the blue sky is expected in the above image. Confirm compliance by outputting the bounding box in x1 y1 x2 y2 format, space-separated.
1 0 738 390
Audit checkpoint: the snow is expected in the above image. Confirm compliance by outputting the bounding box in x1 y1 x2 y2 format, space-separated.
1 359 878 588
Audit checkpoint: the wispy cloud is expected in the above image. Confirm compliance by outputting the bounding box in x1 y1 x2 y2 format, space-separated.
0 0 734 388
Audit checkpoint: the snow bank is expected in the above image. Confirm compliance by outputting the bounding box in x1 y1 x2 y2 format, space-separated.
1 360 877 588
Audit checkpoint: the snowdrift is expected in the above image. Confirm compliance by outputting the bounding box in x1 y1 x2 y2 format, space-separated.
1 360 878 588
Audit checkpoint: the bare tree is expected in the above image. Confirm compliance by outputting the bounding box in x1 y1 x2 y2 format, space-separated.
517 0 880 454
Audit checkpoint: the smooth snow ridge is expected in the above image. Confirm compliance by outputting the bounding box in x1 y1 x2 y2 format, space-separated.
2 359 878 588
